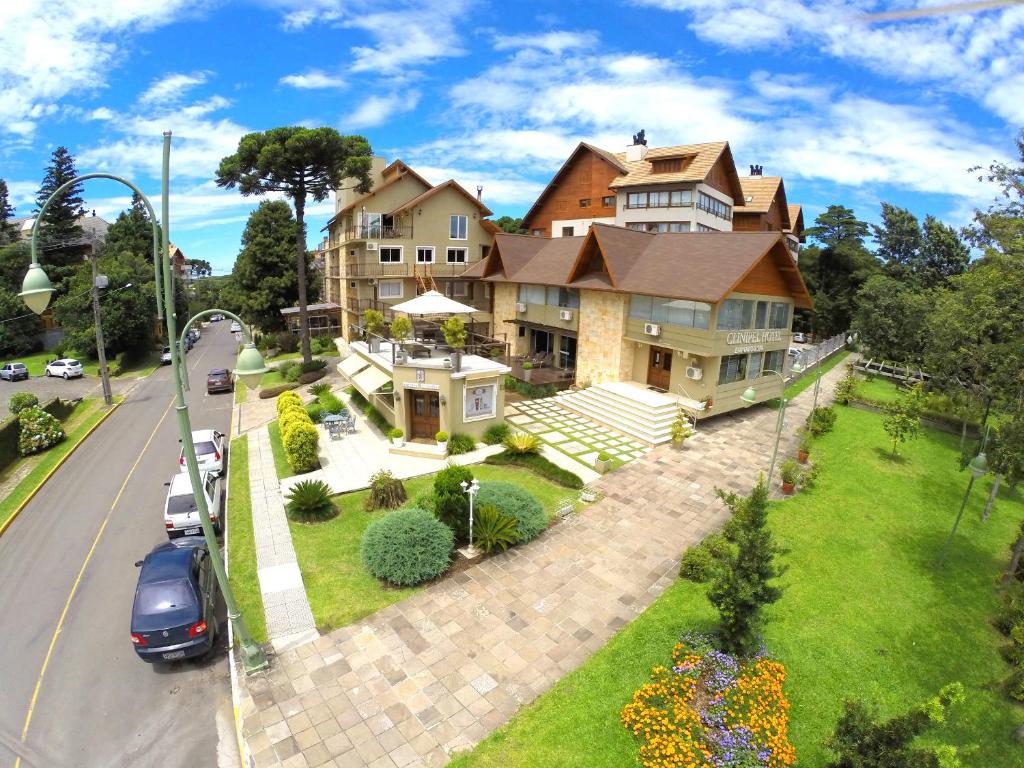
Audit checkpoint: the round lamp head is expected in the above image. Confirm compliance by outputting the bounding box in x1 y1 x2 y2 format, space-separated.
740 386 757 407
20 263 54 315
460 480 468 491
233 343 269 390
968 451 989 480
790 360 803 375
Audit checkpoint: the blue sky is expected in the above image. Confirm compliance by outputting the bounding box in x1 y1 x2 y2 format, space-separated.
1 0 1021 275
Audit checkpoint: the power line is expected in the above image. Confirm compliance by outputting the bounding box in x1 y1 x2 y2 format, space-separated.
0 283 136 327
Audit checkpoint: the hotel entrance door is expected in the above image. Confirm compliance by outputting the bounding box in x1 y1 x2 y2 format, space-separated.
647 346 673 390
409 391 440 440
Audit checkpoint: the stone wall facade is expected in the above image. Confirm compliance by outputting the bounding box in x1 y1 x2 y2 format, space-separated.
492 283 526 356
576 289 633 385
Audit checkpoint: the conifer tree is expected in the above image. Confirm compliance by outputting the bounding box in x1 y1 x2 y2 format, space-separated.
34 146 86 293
0 179 17 244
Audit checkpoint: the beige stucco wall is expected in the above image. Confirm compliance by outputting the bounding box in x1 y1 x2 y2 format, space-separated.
576 290 633 385
391 365 504 439
492 283 526 356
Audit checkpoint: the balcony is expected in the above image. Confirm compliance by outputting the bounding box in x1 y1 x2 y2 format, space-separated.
345 225 412 241
343 261 478 279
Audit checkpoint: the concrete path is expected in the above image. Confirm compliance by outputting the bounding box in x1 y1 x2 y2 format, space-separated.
239 356 854 768
249 426 319 652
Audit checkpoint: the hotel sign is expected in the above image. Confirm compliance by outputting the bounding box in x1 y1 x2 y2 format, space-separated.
726 329 783 353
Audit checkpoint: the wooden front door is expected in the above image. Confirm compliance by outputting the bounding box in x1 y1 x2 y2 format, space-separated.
647 346 673 390
409 391 440 440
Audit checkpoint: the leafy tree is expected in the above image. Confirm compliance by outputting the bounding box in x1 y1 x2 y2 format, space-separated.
824 683 965 768
0 241 31 292
805 204 871 247
707 477 782 655
919 215 969 289
873 202 922 279
967 129 1023 256
224 201 310 332
984 413 1024 522
216 127 373 364
881 386 925 457
853 275 933 363
189 274 234 318
101 192 159 263
0 179 17 244
0 283 43 355
34 146 86 293
494 215 527 234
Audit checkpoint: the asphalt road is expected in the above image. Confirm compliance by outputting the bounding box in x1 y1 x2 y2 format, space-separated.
0 321 241 768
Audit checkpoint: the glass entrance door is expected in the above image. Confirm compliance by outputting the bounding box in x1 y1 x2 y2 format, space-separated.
558 336 577 369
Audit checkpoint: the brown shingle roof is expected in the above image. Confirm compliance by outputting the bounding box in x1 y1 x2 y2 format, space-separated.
607 142 744 202
734 176 791 229
483 233 583 285
392 179 494 217
786 205 804 238
521 142 628 226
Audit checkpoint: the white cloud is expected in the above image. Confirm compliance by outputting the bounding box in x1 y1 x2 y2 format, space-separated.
344 91 421 129
493 30 598 54
138 71 210 105
88 107 115 121
280 69 347 89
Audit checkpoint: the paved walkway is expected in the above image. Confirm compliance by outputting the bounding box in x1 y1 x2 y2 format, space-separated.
239 355 854 768
249 426 319 651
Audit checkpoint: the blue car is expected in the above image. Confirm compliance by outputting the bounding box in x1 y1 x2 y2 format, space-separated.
130 538 219 663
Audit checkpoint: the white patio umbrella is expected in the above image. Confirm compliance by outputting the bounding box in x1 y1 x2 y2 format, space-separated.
389 290 477 315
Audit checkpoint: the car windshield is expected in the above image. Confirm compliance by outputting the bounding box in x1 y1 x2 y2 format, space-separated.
136 579 196 614
13 364 25 370
66 359 80 366
194 441 218 456
166 493 198 516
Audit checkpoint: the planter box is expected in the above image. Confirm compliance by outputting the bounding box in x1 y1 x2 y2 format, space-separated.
594 458 611 474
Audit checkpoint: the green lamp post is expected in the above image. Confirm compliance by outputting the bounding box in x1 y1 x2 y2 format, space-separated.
740 359 803 491
20 135 270 674
936 428 990 567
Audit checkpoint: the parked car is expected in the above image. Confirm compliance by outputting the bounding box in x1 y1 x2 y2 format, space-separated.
206 368 233 395
163 471 223 538
788 347 802 361
188 328 201 342
179 429 225 476
45 358 84 379
160 346 173 365
229 321 241 333
183 335 194 353
792 332 807 343
209 314 224 322
130 537 218 663
0 362 29 382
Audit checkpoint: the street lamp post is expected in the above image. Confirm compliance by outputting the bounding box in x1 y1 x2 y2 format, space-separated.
740 361 803 490
460 478 481 553
936 428 990 567
88 245 113 406
20 132 271 674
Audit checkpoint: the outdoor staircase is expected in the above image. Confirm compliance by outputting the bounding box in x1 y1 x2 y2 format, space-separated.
414 264 438 293
555 382 683 445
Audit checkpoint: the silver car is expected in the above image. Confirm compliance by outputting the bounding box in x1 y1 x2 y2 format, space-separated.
178 429 225 476
45 358 84 379
163 471 223 538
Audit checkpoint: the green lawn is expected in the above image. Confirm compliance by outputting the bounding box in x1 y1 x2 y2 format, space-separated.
9 349 161 379
451 406 1024 768
0 398 110 529
266 420 292 480
291 465 577 633
226 435 267 644
261 370 287 388
770 349 851 407
856 375 906 404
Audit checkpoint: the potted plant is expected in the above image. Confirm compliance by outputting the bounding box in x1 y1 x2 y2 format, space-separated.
780 459 800 494
387 427 404 447
700 395 714 412
594 451 612 474
390 316 412 344
440 316 467 371
521 361 534 381
363 309 385 352
797 430 811 464
435 431 449 452
670 412 694 449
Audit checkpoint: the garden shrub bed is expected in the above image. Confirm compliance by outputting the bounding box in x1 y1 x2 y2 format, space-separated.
484 450 584 488
259 382 300 399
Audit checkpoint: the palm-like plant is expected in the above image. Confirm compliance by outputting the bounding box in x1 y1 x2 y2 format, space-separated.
503 432 541 455
473 504 520 553
285 479 336 522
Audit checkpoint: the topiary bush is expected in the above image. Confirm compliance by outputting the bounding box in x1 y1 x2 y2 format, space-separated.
434 463 474 541
17 406 65 456
475 481 547 543
446 432 476 455
285 479 336 522
282 421 320 473
9 392 40 415
276 391 302 414
483 422 511 445
361 507 454 586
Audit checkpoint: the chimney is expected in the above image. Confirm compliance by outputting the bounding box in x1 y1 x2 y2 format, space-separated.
749 165 763 177
625 129 649 162
92 209 96 216
476 185 483 202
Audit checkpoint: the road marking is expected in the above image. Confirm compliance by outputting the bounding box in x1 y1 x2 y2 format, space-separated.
13 393 178 768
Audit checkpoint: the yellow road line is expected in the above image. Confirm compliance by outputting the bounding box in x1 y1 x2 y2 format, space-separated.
14 394 177 767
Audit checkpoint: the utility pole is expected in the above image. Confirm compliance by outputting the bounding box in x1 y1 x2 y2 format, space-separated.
90 245 113 406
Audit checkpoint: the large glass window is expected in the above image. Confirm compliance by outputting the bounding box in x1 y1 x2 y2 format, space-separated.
626 192 647 209
718 354 748 384
755 301 769 329
449 215 468 240
546 287 579 308
769 302 790 329
764 349 784 375
670 189 693 206
518 284 546 305
378 280 402 299
648 191 670 208
747 351 763 379
629 295 711 330
379 246 402 264
716 299 753 330
697 192 732 220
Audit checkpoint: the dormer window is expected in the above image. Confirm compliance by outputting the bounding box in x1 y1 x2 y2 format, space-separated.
651 158 683 174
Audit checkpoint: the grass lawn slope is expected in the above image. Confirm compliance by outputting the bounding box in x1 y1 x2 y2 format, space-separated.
226 435 267 644
451 406 1024 768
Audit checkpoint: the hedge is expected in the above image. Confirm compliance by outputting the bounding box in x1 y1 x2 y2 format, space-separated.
474 481 547 543
483 450 584 489
18 406 65 457
282 421 320 473
259 382 300 399
0 398 78 473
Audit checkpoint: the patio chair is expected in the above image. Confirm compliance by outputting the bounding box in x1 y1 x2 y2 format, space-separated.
327 420 345 440
345 414 357 433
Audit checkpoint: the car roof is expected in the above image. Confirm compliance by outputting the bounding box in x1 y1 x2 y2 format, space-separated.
168 471 211 493
191 428 220 440
208 368 229 375
140 540 204 583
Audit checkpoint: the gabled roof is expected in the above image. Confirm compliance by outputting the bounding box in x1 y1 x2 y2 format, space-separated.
484 224 813 309
735 176 791 229
329 159 434 223
522 142 628 226
786 205 805 241
392 179 493 217
381 159 433 189
608 142 745 203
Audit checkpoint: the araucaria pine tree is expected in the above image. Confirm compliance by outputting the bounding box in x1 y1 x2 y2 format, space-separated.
0 179 17 244
34 146 86 293
707 476 783 655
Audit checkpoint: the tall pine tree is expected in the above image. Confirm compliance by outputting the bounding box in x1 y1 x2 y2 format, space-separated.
34 146 86 293
0 179 17 244
101 192 160 262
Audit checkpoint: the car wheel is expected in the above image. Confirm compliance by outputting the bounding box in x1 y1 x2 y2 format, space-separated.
63 372 69 380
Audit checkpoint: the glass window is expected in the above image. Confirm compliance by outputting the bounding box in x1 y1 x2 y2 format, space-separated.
446 247 467 263
693 303 710 330
629 295 653 320
561 226 574 237
764 349 784 375
579 198 590 208
193 441 217 456
450 281 469 297
379 246 401 264
716 299 753 330
668 222 690 232
518 284 546 304
627 192 647 208
718 354 748 384
755 301 769 329
649 191 669 208
629 295 711 329
449 215 468 240
698 192 732 220
135 580 196 614
531 228 544 237
747 351 763 379
769 302 790 329
166 493 198 516
626 222 645 231
378 280 402 299
416 246 434 263
602 196 615 207
670 189 692 206
559 288 579 308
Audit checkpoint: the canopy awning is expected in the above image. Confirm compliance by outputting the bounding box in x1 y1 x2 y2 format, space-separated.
505 319 578 340
352 365 392 395
390 290 478 315
339 355 370 378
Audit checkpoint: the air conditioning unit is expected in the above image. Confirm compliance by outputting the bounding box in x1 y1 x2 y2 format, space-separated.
685 365 703 381
559 309 573 321
366 242 378 251
367 278 377 285
515 302 527 313
643 323 661 336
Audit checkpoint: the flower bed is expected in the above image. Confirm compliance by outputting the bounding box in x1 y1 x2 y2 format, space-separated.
621 634 794 768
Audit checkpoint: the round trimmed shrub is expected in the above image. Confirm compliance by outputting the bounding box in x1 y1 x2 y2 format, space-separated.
475 481 546 543
276 391 302 415
17 406 65 456
361 507 454 586
282 421 320 473
9 392 40 415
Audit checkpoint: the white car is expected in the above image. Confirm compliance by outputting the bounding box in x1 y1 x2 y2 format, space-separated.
229 321 241 333
792 332 807 343
45 358 84 379
178 429 225 476
209 314 224 322
160 346 173 365
163 471 223 538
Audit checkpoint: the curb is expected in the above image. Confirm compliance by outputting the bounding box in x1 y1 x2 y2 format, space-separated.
0 398 123 538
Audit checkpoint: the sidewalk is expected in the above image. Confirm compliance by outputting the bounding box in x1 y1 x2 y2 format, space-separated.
239 356 855 767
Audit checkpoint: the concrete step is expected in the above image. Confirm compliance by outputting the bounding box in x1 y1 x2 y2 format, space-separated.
555 386 690 445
